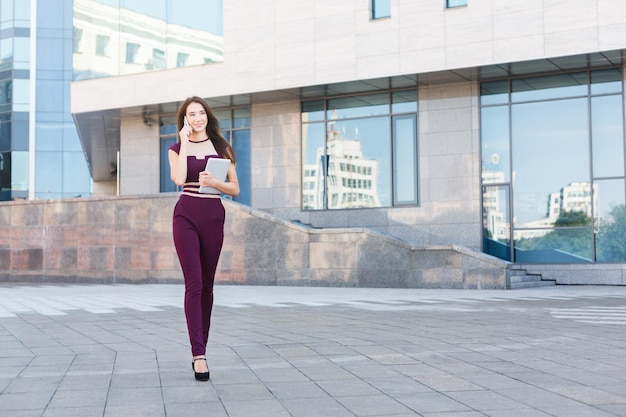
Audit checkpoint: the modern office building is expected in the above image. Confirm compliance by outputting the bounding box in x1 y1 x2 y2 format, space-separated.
3 0 626 284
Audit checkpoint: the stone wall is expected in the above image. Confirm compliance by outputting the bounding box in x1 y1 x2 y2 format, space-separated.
0 195 509 288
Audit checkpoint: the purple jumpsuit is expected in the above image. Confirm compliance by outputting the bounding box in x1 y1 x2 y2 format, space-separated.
170 142 225 357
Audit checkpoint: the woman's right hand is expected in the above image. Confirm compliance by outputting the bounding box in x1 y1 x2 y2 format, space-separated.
179 116 192 143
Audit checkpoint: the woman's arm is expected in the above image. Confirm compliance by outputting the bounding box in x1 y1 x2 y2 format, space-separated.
169 144 189 186
199 162 240 197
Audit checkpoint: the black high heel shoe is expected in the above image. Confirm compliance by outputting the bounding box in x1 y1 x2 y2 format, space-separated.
192 357 210 381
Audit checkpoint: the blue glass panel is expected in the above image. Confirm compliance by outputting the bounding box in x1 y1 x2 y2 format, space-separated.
592 95 624 178
590 68 622 95
63 151 91 195
371 0 391 19
514 228 593 263
302 100 324 122
160 136 177 192
512 72 588 102
232 130 250 205
392 114 417 204
481 105 510 183
233 108 250 129
391 90 417 113
35 151 62 195
327 94 389 119
480 80 508 105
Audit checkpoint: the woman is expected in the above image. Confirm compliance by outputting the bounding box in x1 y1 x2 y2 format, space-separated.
168 96 239 381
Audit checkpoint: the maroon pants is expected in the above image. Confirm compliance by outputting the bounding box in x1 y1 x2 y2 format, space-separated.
172 195 225 356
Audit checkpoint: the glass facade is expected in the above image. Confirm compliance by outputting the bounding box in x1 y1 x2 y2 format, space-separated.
0 0 91 200
301 90 418 210
481 68 626 263
72 0 224 80
159 107 251 205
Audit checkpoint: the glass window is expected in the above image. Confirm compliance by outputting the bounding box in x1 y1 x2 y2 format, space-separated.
95 35 110 57
512 98 590 227
392 90 417 113
446 0 468 8
514 228 593 263
480 68 625 264
152 48 165 69
328 94 389 119
302 122 326 210
392 114 417 205
592 95 624 178
480 80 508 105
176 52 188 67
160 136 177 192
232 130 250 205
73 27 83 53
511 72 588 102
481 105 510 184
302 90 418 210
125 42 140 64
371 0 391 19
595 179 626 262
482 185 511 261
73 0 224 80
233 108 250 129
591 68 622 95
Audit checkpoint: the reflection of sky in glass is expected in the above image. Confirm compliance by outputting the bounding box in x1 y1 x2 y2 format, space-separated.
512 98 589 225
97 0 223 34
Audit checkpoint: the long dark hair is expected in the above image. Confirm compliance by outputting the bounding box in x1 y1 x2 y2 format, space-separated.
176 96 236 163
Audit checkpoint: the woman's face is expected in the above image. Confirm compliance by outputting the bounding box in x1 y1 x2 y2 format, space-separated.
185 101 208 133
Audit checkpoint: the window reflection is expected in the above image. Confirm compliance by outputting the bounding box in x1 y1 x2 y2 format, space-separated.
512 99 589 227
515 228 593 263
302 90 417 210
592 95 624 178
73 0 224 80
595 179 626 262
480 68 625 264
511 72 587 102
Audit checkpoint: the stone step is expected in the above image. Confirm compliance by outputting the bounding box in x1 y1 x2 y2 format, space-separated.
509 274 556 289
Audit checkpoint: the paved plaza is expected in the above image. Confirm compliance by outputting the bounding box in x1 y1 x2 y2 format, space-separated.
0 283 625 417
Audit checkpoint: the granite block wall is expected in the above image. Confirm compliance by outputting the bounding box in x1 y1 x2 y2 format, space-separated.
0 195 509 288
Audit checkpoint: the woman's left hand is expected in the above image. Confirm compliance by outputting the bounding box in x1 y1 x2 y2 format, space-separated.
198 171 216 187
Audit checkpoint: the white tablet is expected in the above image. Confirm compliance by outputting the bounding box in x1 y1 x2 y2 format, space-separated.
198 158 230 194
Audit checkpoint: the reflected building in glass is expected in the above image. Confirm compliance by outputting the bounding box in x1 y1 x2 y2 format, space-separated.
303 116 381 210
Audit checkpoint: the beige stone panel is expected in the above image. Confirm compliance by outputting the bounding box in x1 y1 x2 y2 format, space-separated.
493 9 544 40
356 52 401 82
428 177 473 202
598 24 626 50
545 27 599 57
598 0 626 25
275 0 316 23
314 37 357 83
445 40 494 69
423 130 473 157
544 0 598 33
314 12 356 42
399 48 446 75
444 14 493 46
494 0 544 14
493 35 545 64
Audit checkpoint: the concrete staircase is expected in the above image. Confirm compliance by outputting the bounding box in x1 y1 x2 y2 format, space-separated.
508 268 556 289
